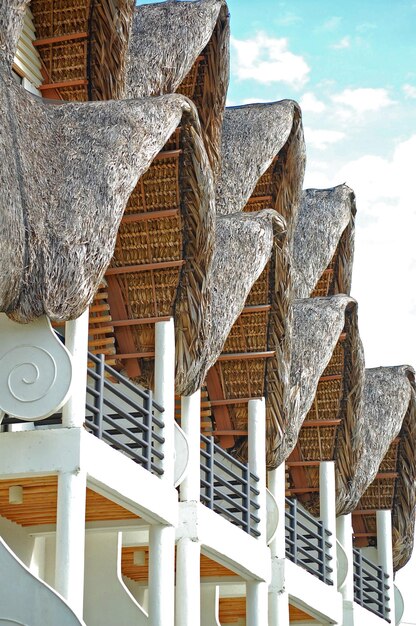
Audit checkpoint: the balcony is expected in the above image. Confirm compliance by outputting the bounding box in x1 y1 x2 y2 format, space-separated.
3 349 165 478
200 434 260 538
353 547 390 622
285 497 333 584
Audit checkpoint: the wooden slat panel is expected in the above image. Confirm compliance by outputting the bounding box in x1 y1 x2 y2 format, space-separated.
0 477 139 526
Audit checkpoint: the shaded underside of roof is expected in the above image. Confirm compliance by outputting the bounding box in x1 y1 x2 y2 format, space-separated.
125 0 230 178
27 0 134 101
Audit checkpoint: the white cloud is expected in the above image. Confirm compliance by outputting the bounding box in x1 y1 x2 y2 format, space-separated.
331 87 395 113
299 92 326 113
304 127 345 150
231 33 310 88
331 36 351 49
403 83 416 98
306 135 416 367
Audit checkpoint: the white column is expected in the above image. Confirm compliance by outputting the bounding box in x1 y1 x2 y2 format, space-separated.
320 461 337 587
149 319 176 625
176 390 201 625
376 510 395 622
247 399 268 625
180 390 201 502
176 537 200 626
148 525 175 626
154 318 175 484
248 398 267 540
247 581 268 626
336 513 354 601
55 469 87 619
62 309 89 428
268 463 289 626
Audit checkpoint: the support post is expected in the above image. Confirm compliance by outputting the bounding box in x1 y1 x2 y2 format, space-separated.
376 509 395 623
62 309 89 428
176 390 201 625
268 463 289 626
247 581 268 626
148 525 175 626
180 390 201 502
247 399 269 625
154 318 175 484
176 537 201 626
54 469 87 619
319 461 337 587
336 513 354 602
248 398 267 540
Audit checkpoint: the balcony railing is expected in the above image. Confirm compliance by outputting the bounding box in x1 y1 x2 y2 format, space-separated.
3 349 165 477
353 548 390 622
85 353 165 476
285 497 333 584
200 435 260 537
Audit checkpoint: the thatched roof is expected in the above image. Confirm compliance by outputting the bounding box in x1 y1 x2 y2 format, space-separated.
216 100 304 223
177 209 286 395
125 0 230 176
392 374 416 570
275 295 357 465
1 0 26 69
293 185 356 299
338 366 414 515
336 366 416 570
0 65 206 323
86 100 216 389
186 101 305 462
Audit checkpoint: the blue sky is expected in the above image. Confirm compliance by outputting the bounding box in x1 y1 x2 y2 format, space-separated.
138 0 416 370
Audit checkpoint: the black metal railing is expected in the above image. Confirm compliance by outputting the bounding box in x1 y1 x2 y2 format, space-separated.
200 435 260 537
85 353 165 476
285 498 333 584
353 548 390 621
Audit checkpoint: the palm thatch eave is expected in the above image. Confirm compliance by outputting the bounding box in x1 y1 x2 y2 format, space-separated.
293 185 356 299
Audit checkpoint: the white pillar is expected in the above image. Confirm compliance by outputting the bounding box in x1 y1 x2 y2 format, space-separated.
176 537 201 626
248 398 267 541
176 390 201 625
268 463 289 626
148 525 175 626
180 390 201 502
62 309 89 428
247 581 268 626
320 461 337 587
336 513 354 601
247 399 268 625
154 319 175 484
55 469 87 618
376 510 395 622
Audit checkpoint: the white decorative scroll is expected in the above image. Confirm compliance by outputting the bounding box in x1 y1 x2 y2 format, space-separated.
0 537 84 626
266 488 279 545
174 422 190 488
0 314 73 421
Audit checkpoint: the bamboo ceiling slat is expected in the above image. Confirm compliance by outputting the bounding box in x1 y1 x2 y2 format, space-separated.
0 477 139 526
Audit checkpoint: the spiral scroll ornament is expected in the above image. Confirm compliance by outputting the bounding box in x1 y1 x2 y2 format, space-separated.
0 314 73 420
